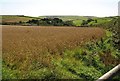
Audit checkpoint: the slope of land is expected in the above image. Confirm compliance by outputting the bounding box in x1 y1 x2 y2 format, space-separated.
3 25 105 54
1 15 36 23
2 25 108 80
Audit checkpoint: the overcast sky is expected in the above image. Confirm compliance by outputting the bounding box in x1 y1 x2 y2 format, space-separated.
0 0 119 17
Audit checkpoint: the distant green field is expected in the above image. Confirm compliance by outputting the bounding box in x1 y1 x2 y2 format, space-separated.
88 17 113 25
72 17 114 26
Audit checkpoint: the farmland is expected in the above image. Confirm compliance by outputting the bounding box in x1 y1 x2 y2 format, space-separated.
2 25 107 79
1 15 116 27
2 16 120 80
1 15 35 23
3 25 105 54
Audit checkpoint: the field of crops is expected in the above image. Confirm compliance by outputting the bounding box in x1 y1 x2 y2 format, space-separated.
1 15 34 23
2 25 108 79
3 25 105 54
3 26 104 65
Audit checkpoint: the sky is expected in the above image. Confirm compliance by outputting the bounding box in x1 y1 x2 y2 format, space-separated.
0 0 120 17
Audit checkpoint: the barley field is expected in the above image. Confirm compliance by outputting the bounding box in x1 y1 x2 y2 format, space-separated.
2 25 106 79
3 25 105 54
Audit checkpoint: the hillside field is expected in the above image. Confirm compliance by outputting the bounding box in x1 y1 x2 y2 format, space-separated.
2 16 120 80
3 25 105 54
2 25 107 79
1 15 35 23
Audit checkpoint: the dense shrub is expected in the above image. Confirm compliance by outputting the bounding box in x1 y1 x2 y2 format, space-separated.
95 17 120 50
26 18 65 26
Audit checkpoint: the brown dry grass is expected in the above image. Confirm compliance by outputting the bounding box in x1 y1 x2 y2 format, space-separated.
2 16 33 23
2 25 105 70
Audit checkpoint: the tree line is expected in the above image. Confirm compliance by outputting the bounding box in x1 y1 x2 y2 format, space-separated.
1 18 74 26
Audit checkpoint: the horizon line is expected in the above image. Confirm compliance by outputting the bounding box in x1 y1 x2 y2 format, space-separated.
0 14 118 18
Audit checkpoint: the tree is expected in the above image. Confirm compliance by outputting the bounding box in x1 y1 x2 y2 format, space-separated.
64 21 74 26
19 21 22 24
81 20 88 26
95 20 97 23
87 18 94 23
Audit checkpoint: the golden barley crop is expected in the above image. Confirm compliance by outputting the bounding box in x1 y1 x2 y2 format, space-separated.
2 25 105 70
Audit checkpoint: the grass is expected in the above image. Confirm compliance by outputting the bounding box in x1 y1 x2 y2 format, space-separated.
87 17 113 26
73 20 83 26
51 30 120 80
